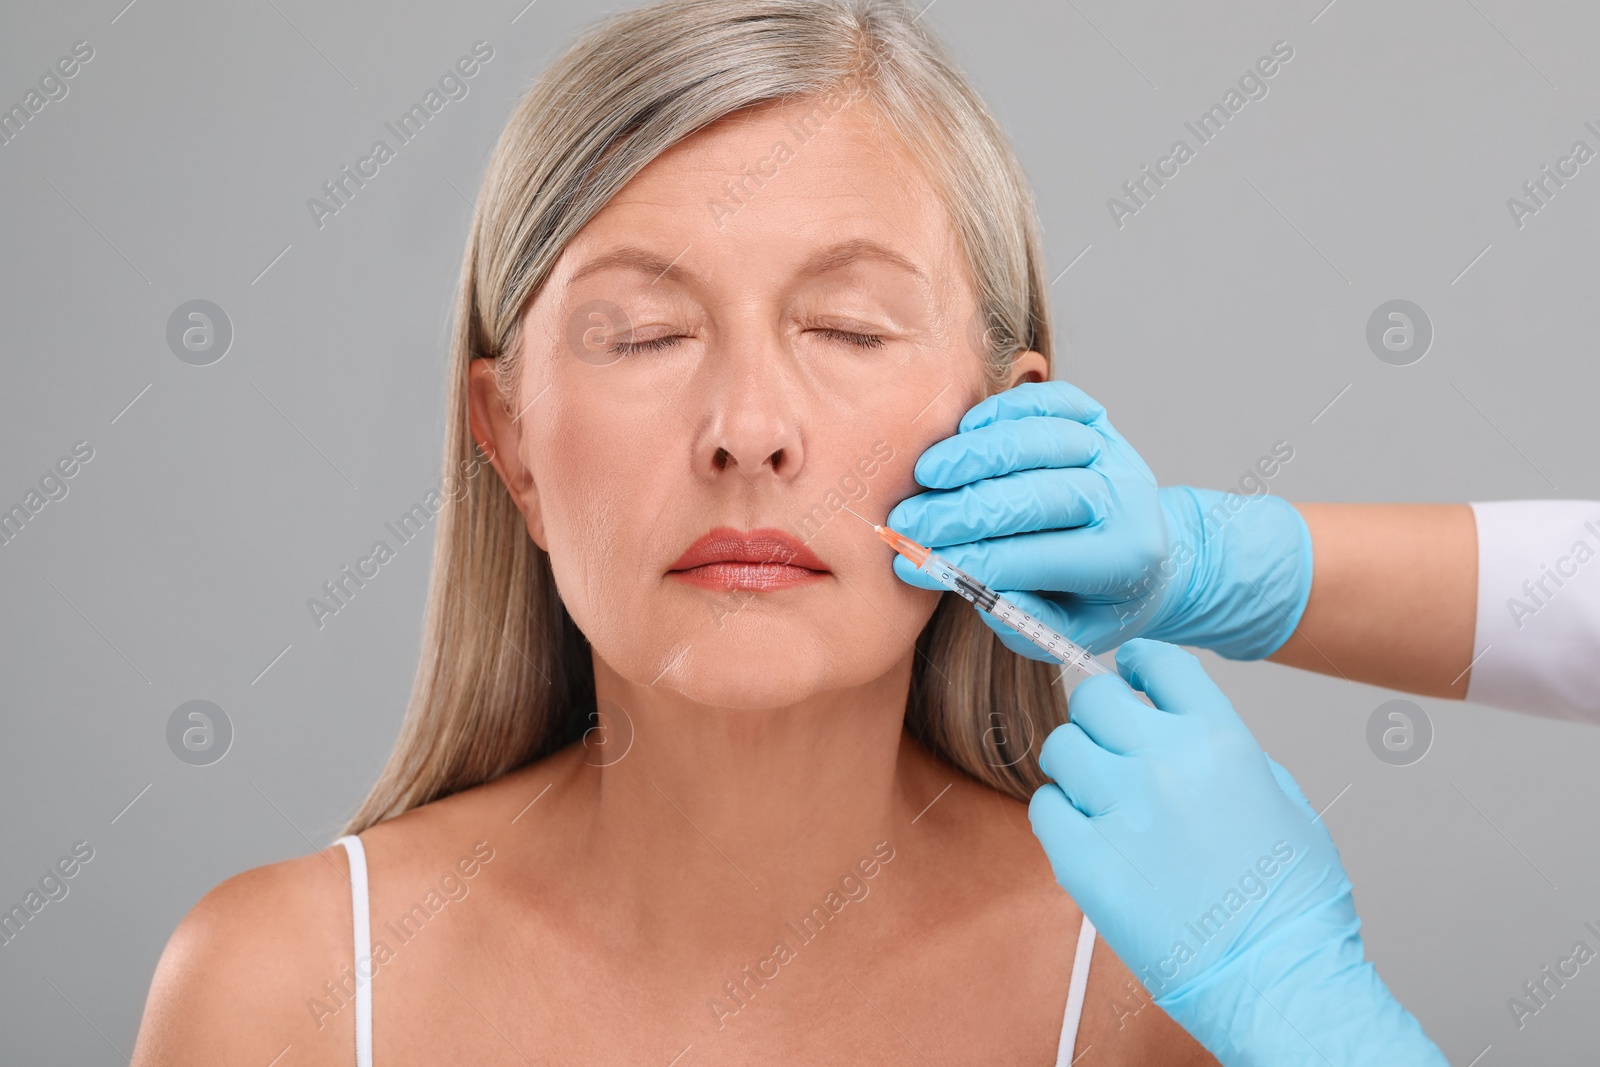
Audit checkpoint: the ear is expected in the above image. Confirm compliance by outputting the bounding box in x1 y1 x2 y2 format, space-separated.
466 359 548 551
1004 349 1049 388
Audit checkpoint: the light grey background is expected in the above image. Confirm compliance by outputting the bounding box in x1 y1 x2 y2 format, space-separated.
1 0 1595 1062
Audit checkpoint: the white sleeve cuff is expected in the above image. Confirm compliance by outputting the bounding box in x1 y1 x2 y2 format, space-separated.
1467 500 1600 721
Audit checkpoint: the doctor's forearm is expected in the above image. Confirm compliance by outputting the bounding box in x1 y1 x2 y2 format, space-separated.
1265 503 1477 698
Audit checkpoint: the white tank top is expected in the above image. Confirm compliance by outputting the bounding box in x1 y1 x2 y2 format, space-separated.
334 835 1096 1065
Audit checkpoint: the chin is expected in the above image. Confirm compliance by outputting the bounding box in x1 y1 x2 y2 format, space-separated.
663 670 822 710
579 582 930 709
592 610 861 709
644 630 841 709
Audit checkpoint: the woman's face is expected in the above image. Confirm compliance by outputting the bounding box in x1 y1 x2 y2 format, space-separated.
471 96 1044 709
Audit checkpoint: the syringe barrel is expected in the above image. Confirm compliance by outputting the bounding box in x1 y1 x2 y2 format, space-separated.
921 551 1107 676
921 553 998 611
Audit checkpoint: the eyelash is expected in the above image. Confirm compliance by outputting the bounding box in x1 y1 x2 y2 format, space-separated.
610 335 680 355
610 329 886 355
818 328 887 350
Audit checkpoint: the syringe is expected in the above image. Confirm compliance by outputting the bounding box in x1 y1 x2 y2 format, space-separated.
873 523 1110 680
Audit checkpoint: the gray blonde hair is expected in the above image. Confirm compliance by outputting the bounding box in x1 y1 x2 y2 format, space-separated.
344 0 1065 834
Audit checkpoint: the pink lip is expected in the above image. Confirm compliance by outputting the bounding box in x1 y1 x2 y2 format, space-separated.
668 526 830 591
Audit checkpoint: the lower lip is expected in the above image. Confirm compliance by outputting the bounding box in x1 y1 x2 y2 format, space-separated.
668 562 830 591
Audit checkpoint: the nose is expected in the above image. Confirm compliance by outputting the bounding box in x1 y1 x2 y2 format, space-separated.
690 332 805 483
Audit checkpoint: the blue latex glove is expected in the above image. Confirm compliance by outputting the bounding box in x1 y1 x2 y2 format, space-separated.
1029 639 1447 1066
885 381 1313 660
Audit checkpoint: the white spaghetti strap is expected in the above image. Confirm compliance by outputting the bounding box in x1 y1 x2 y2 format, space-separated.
1055 913 1096 1066
335 835 374 1067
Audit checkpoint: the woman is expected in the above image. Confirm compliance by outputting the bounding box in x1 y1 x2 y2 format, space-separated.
131 1 1215 1062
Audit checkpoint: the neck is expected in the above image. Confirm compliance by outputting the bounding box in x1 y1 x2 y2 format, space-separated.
577 645 929 963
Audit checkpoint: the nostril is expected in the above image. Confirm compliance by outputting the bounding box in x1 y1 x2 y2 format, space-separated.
713 447 731 470
769 448 784 471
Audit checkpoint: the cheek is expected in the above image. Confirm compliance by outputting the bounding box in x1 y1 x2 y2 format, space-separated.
871 375 987 508
783 377 983 655
526 378 670 642
846 371 989 621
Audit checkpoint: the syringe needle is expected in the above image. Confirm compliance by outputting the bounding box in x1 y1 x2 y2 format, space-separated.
840 505 877 529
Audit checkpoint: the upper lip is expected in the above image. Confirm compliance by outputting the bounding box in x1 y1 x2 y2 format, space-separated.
669 527 830 572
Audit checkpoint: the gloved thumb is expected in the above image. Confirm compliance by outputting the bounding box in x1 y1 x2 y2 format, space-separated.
1265 753 1318 823
1027 783 1124 898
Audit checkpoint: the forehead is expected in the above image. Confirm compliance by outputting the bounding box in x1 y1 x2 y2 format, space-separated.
553 96 966 289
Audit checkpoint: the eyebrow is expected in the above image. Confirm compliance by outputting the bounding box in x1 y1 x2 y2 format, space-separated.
564 237 928 290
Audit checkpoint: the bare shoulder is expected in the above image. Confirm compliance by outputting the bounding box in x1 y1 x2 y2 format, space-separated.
130 841 359 1067
130 745 589 1066
355 740 591 885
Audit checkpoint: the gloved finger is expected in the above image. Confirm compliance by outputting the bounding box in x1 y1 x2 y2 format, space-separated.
966 588 1118 663
973 590 1065 660
1038 722 1123 817
912 417 1103 489
1028 783 1119 891
911 583 1082 661
891 550 1126 620
957 383 1159 493
1264 754 1318 823
1089 423 1159 488
1114 638 1224 716
886 467 1108 547
1064 673 1155 754
904 526 1155 600
957 380 1108 433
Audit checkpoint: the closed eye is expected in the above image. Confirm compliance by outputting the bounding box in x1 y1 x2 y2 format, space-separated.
815 328 887 349
610 335 684 355
610 330 887 354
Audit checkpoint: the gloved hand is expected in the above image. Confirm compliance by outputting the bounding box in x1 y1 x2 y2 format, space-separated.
884 381 1313 660
1028 639 1447 1066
